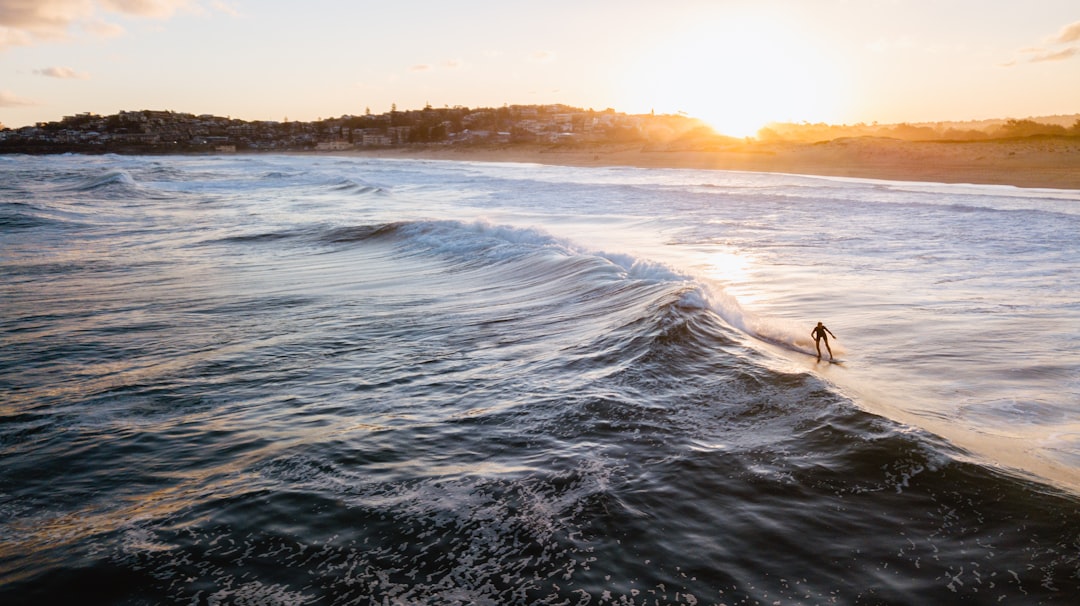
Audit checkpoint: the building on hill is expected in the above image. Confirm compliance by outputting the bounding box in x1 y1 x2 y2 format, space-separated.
315 140 352 151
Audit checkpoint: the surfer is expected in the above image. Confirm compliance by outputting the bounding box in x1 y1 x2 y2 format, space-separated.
811 321 836 360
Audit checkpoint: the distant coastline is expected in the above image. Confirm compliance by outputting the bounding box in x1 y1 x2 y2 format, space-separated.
4 105 1079 190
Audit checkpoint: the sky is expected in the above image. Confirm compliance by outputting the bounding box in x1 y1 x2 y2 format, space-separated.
1 0 1078 137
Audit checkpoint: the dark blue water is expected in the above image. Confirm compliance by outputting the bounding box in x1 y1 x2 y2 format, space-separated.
2 154 1079 604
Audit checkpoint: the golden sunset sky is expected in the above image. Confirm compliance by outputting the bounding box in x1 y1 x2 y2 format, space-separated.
1 0 1078 136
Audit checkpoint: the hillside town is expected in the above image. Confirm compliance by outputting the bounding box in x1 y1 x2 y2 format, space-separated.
4 103 1078 156
0 104 710 154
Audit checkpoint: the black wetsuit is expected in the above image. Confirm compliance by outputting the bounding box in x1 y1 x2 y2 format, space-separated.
812 324 835 358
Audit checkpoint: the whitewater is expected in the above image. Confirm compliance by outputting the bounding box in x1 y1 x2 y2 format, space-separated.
1 153 1078 604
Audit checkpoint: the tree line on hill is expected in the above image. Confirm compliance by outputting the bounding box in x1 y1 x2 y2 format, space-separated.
757 116 1080 143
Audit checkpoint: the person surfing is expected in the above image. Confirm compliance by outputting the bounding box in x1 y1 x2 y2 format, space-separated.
811 321 837 360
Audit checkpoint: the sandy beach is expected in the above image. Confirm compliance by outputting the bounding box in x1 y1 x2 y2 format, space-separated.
341 137 1080 190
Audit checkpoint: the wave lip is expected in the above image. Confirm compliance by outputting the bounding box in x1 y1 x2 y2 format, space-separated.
69 169 138 191
329 178 390 195
322 222 406 244
48 168 172 201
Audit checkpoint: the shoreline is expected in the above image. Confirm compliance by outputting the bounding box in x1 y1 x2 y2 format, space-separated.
331 138 1080 190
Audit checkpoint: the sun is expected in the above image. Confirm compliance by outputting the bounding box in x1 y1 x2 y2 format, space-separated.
619 15 847 138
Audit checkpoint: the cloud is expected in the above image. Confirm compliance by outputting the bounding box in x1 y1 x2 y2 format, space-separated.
0 0 192 50
528 50 556 64
1028 46 1079 63
408 59 463 74
0 89 38 106
97 0 190 18
1004 19 1080 67
0 0 88 43
208 0 239 18
0 25 34 47
35 65 89 79
82 17 125 37
1049 20 1080 44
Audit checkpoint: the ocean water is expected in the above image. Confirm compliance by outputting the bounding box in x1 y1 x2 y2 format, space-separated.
1 153 1078 605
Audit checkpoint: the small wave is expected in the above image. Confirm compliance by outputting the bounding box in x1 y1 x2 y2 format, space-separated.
329 178 390 195
144 164 187 181
54 169 172 200
0 201 97 232
210 223 404 247
366 220 693 288
219 231 304 244
322 222 406 243
260 171 301 180
303 219 576 261
0 215 51 230
74 169 138 191
0 203 53 230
